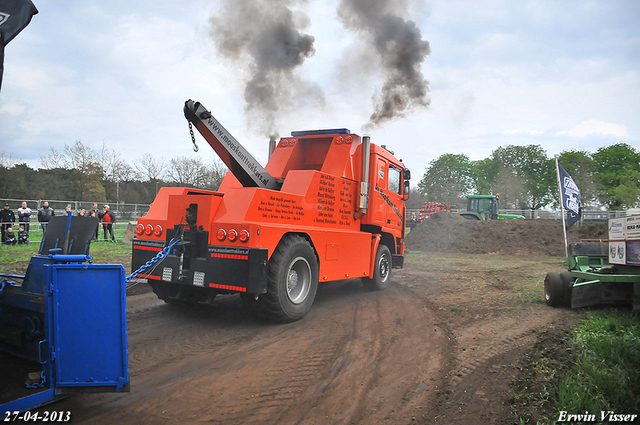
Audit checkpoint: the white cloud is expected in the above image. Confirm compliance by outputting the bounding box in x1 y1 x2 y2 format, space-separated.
1 0 639 177
0 103 26 116
557 120 629 138
504 128 543 135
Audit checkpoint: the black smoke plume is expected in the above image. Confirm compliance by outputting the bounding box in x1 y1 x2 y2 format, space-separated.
209 0 322 138
338 0 431 128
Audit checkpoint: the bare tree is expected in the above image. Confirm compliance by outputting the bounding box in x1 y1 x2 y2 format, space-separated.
0 152 22 168
64 140 101 173
168 156 208 187
203 155 228 191
39 147 68 169
167 155 229 189
115 162 139 182
138 153 167 181
99 141 140 182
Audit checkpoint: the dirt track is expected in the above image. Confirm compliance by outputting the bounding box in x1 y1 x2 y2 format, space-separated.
56 280 447 424
37 216 596 423
54 258 575 424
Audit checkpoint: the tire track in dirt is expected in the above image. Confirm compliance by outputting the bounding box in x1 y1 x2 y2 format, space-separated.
190 313 349 424
54 279 445 425
393 263 577 424
274 283 446 425
448 329 538 387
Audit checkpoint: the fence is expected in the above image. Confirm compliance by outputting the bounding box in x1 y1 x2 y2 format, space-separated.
1 221 132 244
0 198 150 221
405 208 628 224
2 197 630 241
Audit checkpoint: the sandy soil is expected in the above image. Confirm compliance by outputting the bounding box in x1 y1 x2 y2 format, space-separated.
15 215 605 423
53 281 447 424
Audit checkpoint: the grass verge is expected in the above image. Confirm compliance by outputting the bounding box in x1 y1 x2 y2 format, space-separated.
511 308 640 423
556 308 640 416
0 241 132 275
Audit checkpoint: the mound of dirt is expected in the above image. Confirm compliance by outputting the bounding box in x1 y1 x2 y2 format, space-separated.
405 213 607 256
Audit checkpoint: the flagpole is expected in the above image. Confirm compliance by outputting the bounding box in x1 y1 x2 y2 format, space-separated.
555 155 568 257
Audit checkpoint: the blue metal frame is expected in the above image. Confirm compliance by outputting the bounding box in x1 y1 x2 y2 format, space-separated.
47 263 129 390
1 261 129 413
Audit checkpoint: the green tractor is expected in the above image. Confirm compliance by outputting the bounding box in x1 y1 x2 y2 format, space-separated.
459 195 525 220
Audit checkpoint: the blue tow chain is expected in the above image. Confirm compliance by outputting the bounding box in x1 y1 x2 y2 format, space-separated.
125 237 182 285
25 369 46 389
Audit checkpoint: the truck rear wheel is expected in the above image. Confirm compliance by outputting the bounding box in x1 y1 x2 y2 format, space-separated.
257 235 318 323
363 244 392 291
544 271 564 307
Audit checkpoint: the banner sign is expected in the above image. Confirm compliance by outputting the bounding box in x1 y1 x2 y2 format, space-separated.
558 164 581 226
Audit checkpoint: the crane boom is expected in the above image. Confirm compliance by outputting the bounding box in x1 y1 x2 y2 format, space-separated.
184 99 280 190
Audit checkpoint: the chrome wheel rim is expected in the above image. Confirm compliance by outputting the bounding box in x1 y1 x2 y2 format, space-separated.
378 252 390 282
286 256 311 304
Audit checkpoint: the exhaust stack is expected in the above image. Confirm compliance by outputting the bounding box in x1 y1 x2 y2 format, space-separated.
354 135 371 220
268 136 277 159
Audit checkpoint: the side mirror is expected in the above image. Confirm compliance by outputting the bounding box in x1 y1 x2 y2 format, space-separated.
404 168 411 180
403 180 410 200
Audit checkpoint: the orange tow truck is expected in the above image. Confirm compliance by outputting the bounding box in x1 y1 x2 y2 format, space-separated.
131 100 410 322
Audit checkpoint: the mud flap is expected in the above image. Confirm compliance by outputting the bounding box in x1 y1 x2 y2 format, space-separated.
571 281 634 309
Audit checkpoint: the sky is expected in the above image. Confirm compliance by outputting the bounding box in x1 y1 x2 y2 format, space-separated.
1 0 639 184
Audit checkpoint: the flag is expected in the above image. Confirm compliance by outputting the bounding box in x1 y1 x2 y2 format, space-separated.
0 0 38 92
558 164 581 226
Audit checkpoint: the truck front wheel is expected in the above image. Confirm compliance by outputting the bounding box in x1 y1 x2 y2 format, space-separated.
363 244 392 291
258 235 318 322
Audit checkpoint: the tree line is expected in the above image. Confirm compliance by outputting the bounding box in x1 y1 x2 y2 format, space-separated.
0 140 228 205
1 141 638 212
416 143 640 211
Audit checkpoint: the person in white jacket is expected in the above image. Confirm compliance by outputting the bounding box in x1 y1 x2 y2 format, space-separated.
17 201 32 232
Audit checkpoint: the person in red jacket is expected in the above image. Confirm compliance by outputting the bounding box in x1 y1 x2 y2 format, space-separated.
101 204 116 241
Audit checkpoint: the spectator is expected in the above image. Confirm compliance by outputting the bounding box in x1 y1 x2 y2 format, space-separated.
89 203 100 239
0 203 16 242
102 204 116 242
4 225 17 245
17 201 32 232
65 205 72 215
78 209 86 217
18 225 30 245
38 201 55 234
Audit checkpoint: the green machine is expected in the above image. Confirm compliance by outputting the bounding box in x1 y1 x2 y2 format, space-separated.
459 195 525 220
544 215 640 310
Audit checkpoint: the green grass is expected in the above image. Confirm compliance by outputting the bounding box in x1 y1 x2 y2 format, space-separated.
0 243 38 273
512 309 640 423
0 240 132 275
88 241 132 261
555 309 640 415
